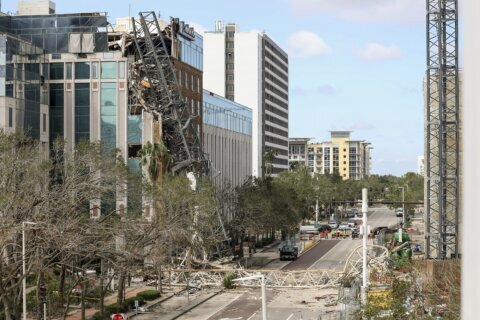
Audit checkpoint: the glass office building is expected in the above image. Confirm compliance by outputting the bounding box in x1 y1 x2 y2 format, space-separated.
203 89 252 190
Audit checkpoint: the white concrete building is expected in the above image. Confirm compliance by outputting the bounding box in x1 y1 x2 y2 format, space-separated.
204 22 289 177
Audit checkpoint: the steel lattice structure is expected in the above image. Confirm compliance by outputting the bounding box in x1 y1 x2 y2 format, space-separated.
426 0 459 259
129 11 208 176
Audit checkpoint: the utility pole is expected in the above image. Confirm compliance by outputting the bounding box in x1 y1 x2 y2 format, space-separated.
361 188 369 306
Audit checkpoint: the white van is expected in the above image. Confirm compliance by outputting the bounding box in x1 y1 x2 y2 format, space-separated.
299 225 319 234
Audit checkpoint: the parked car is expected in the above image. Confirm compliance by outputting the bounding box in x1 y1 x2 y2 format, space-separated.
329 220 339 229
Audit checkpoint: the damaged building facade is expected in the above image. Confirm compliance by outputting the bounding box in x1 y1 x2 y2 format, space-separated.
0 1 208 217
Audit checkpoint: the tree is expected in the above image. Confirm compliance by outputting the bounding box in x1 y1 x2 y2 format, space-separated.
263 149 278 176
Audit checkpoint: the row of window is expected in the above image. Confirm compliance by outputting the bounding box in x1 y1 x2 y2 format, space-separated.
265 50 288 73
265 114 288 128
264 59 288 83
264 39 288 64
47 61 125 81
265 93 288 111
265 71 288 92
265 135 288 147
265 82 288 101
178 69 201 93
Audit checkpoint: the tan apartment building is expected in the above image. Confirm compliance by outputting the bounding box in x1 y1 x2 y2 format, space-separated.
290 131 372 180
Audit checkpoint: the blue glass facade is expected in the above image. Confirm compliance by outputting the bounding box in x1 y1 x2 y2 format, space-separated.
178 33 203 70
203 90 252 135
101 83 117 148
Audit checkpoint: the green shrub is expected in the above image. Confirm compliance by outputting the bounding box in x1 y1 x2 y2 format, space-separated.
223 273 236 289
104 302 128 313
136 289 160 301
125 295 145 308
88 311 106 320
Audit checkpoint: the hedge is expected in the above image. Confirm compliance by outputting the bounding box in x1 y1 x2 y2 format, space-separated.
136 289 160 301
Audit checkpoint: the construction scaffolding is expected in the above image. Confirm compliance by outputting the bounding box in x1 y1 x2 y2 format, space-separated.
425 0 460 259
129 11 208 176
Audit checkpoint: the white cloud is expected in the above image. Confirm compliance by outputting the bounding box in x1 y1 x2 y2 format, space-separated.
188 22 208 35
289 0 424 24
287 30 331 58
357 43 403 62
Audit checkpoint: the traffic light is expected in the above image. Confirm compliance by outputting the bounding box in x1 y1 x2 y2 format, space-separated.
39 284 47 304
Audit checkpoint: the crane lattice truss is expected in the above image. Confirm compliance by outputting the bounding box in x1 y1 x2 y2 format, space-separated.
129 12 208 176
426 0 459 259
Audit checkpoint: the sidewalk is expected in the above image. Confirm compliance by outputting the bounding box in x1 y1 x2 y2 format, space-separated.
66 286 155 320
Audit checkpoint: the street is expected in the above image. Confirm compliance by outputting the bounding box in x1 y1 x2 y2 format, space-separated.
135 206 399 320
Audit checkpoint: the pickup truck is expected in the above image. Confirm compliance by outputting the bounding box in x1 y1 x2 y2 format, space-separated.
279 245 298 261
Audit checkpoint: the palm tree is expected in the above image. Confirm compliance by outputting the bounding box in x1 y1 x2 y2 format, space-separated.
263 148 278 176
138 141 171 184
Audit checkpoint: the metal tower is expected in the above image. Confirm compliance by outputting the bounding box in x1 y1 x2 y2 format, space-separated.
425 0 459 259
129 11 208 176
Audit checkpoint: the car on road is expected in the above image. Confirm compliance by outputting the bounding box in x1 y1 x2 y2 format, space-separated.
279 245 298 261
348 219 356 228
395 208 404 217
338 224 350 232
329 220 339 229
318 224 332 233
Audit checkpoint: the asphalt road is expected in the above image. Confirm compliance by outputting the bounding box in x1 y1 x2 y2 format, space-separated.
281 240 340 270
309 205 399 270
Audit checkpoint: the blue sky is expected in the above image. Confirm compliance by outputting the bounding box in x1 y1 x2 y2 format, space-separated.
4 0 427 176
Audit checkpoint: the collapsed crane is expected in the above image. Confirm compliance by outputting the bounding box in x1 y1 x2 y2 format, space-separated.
127 12 229 259
128 11 208 176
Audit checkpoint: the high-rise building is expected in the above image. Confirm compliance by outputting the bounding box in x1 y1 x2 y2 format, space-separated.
203 89 252 191
290 131 372 180
204 22 289 177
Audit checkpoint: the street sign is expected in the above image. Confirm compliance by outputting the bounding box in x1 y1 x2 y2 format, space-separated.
111 314 125 320
135 300 139 307
243 246 250 257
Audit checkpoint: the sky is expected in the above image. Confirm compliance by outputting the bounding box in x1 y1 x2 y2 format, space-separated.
4 0 428 176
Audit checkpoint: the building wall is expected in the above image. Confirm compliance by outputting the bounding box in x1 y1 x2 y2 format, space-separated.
203 32 226 97
234 32 263 177
204 25 289 178
302 132 371 180
203 89 252 190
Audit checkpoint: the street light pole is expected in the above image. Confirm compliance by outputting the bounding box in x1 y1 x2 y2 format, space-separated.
315 199 319 228
361 188 368 306
400 187 405 226
22 221 37 320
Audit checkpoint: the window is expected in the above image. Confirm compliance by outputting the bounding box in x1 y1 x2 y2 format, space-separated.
16 64 23 81
118 61 126 79
191 75 194 92
343 148 346 152
197 77 200 92
75 62 90 79
92 62 99 79
66 62 72 79
101 62 116 79
227 42 234 48
8 108 12 127
75 83 90 143
42 114 46 132
50 63 64 80
343 155 346 158
101 83 117 149
178 70 182 86
343 161 346 165
49 83 64 142
227 63 234 70
227 85 234 91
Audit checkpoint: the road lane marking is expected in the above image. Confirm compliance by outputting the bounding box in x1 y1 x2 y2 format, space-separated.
247 311 258 320
286 313 295 320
